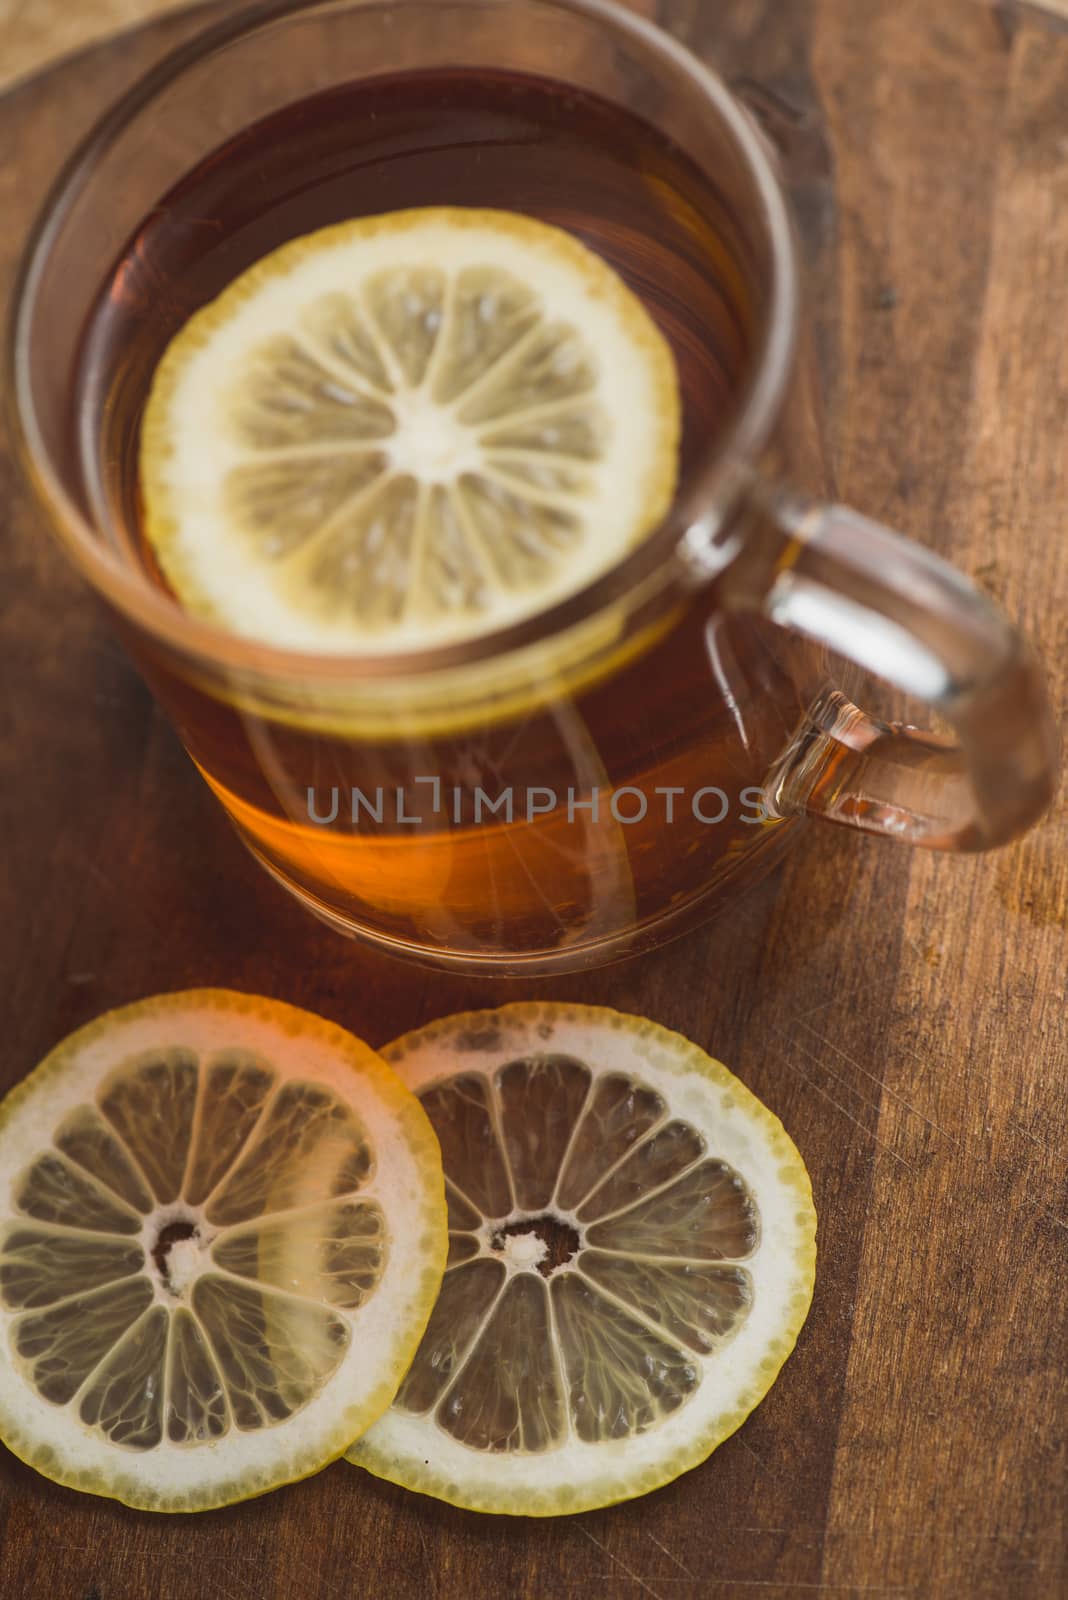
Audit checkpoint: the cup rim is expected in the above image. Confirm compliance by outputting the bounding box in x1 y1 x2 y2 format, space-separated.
8 0 800 684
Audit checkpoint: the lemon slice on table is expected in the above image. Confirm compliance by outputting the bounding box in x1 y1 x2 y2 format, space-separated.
0 992 446 1512
348 1004 816 1516
140 208 681 653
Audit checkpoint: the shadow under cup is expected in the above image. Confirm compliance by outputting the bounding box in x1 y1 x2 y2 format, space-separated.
15 0 1051 974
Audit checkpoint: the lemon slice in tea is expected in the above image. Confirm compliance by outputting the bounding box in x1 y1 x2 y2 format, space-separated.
0 991 446 1512
348 1003 816 1516
140 208 680 653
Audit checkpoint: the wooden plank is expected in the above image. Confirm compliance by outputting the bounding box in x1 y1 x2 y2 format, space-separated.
813 2 1067 1595
0 2 1064 1597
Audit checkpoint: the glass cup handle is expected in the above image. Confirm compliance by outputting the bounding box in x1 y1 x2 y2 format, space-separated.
721 490 1059 850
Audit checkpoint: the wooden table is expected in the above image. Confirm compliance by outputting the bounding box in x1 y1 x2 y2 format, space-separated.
2 2 1066 1596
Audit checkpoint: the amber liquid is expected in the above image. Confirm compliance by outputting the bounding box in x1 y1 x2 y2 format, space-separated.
77 70 803 968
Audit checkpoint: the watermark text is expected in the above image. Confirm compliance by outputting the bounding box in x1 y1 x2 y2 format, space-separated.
306 782 771 829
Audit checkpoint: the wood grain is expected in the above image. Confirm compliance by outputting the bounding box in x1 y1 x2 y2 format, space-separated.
1 3 1065 1597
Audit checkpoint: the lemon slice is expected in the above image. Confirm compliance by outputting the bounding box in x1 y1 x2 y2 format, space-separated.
348 1004 816 1516
140 208 681 653
0 991 446 1512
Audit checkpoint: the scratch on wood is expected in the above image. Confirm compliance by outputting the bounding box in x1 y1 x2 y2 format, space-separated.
890 1031 1013 1116
646 1530 696 1579
798 1019 960 1147
1029 1201 1068 1231
787 1027 884 1117
726 1523 1043 1545
576 1524 667 1600
881 1027 1068 1182
773 1027 917 1173
600 1581 915 1593
305 1567 347 1599
1006 1117 1067 1166
415 1521 440 1599
83 860 118 897
781 993 839 1026
1008 1117 1043 1147
736 1433 774 1474
778 956 914 1035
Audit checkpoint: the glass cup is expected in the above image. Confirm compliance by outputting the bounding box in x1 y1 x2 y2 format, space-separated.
9 0 1058 975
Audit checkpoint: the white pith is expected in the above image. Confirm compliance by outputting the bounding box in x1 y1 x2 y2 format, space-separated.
388 391 483 481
